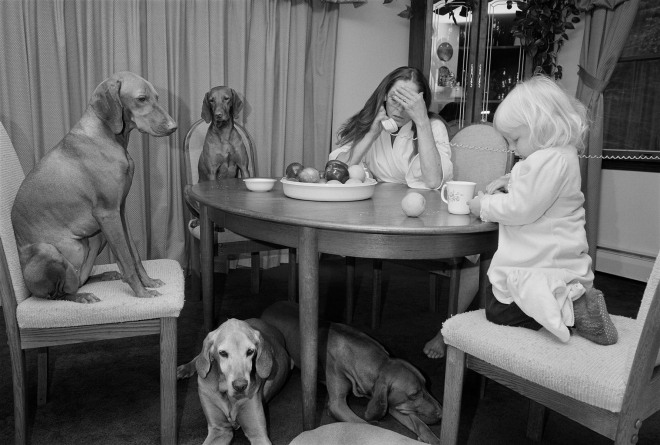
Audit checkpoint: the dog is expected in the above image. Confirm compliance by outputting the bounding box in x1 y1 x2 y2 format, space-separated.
261 301 442 444
10 71 177 303
198 86 251 182
177 318 291 445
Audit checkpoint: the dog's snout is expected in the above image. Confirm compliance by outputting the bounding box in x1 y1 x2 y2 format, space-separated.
232 378 248 393
166 119 177 132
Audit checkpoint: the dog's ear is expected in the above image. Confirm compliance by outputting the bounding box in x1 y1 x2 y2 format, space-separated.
90 76 124 134
23 243 79 298
364 374 389 420
201 91 213 123
398 359 426 384
255 332 274 379
230 89 244 117
195 333 215 378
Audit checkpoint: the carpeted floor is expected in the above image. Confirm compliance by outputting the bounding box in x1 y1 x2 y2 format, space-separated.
0 254 657 444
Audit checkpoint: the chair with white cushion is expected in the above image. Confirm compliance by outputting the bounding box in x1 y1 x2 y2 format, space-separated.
182 119 296 302
0 122 184 445
440 250 660 444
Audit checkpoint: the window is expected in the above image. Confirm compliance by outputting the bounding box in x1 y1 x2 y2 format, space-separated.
602 0 660 172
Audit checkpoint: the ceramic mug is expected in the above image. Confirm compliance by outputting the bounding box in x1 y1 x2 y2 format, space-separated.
441 181 476 215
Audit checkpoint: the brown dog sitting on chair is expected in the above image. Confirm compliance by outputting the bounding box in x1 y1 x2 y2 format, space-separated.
11 71 177 303
261 301 443 445
198 86 251 182
177 318 291 445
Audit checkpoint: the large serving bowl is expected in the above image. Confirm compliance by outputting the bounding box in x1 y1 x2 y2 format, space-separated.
280 177 377 202
244 178 277 192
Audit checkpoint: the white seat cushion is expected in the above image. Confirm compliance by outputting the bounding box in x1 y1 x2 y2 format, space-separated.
441 309 640 412
16 259 185 329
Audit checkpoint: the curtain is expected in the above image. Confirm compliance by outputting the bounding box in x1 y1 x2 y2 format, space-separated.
0 0 339 268
575 0 639 265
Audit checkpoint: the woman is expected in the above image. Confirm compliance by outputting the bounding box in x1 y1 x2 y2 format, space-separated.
330 66 478 359
330 66 451 189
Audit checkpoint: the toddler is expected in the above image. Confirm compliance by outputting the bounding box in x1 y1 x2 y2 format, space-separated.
467 75 617 345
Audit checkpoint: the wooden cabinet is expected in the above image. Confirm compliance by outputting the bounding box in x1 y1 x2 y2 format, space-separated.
409 0 527 129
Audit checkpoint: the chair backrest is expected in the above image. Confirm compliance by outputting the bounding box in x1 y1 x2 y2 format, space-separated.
0 122 30 307
449 123 514 193
182 119 257 186
621 250 660 411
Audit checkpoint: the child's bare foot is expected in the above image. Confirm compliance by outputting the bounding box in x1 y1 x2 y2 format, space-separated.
423 331 446 359
573 287 618 345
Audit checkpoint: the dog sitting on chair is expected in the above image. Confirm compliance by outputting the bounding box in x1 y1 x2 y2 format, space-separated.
198 86 251 182
11 71 177 303
261 301 442 444
177 318 291 445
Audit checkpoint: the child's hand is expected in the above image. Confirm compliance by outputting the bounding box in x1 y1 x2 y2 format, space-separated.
485 174 510 194
468 191 484 217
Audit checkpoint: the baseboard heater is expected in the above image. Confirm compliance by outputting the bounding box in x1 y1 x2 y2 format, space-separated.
596 246 655 283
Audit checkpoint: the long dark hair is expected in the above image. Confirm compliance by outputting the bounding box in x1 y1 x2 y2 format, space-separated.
336 66 433 147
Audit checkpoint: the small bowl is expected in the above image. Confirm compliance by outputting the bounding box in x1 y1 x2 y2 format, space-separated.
244 178 277 192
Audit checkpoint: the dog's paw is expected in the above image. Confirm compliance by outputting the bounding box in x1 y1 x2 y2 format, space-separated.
142 277 165 288
72 292 101 304
136 288 161 298
99 271 122 281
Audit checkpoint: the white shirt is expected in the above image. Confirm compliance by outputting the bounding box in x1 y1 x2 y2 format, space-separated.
480 146 594 342
329 119 452 190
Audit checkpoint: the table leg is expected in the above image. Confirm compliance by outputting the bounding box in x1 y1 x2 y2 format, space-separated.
298 227 318 431
478 251 493 308
200 206 215 332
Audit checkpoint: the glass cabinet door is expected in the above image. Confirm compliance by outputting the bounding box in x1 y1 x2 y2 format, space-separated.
481 0 525 123
429 1 474 133
424 0 526 128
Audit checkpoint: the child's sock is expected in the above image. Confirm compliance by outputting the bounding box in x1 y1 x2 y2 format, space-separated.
572 287 618 345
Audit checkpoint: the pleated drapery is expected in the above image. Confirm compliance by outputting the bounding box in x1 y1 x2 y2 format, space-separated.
575 0 639 265
0 0 339 267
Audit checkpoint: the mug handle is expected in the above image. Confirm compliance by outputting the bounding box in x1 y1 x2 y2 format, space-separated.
440 183 448 204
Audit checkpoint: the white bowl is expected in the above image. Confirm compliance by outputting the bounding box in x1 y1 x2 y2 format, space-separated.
244 178 277 192
280 177 377 201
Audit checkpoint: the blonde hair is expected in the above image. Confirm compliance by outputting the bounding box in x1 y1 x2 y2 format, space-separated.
493 75 589 153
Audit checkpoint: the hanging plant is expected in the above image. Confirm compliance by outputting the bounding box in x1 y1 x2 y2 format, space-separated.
510 0 581 80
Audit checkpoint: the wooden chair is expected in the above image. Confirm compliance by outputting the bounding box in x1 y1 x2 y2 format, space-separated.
0 122 184 444
354 124 513 329
440 251 660 444
182 119 296 301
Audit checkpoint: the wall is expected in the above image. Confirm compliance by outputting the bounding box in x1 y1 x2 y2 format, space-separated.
331 1 410 146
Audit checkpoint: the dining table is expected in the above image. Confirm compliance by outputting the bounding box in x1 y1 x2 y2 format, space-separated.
188 178 499 431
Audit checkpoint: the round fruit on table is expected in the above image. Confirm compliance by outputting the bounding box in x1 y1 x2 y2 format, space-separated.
298 167 321 183
348 164 366 182
324 160 350 183
401 192 426 217
285 162 304 179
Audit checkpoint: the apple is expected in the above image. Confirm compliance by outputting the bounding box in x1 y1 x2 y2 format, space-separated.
285 162 304 179
298 167 321 183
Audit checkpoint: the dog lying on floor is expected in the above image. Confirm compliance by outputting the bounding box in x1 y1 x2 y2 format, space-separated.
261 301 442 444
177 318 291 445
198 86 251 181
11 71 177 302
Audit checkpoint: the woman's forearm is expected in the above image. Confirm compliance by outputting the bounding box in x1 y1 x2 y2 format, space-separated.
415 119 444 189
346 131 378 165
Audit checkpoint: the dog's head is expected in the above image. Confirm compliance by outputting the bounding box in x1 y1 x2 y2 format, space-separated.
201 86 244 130
195 318 274 399
364 358 442 425
90 71 177 137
